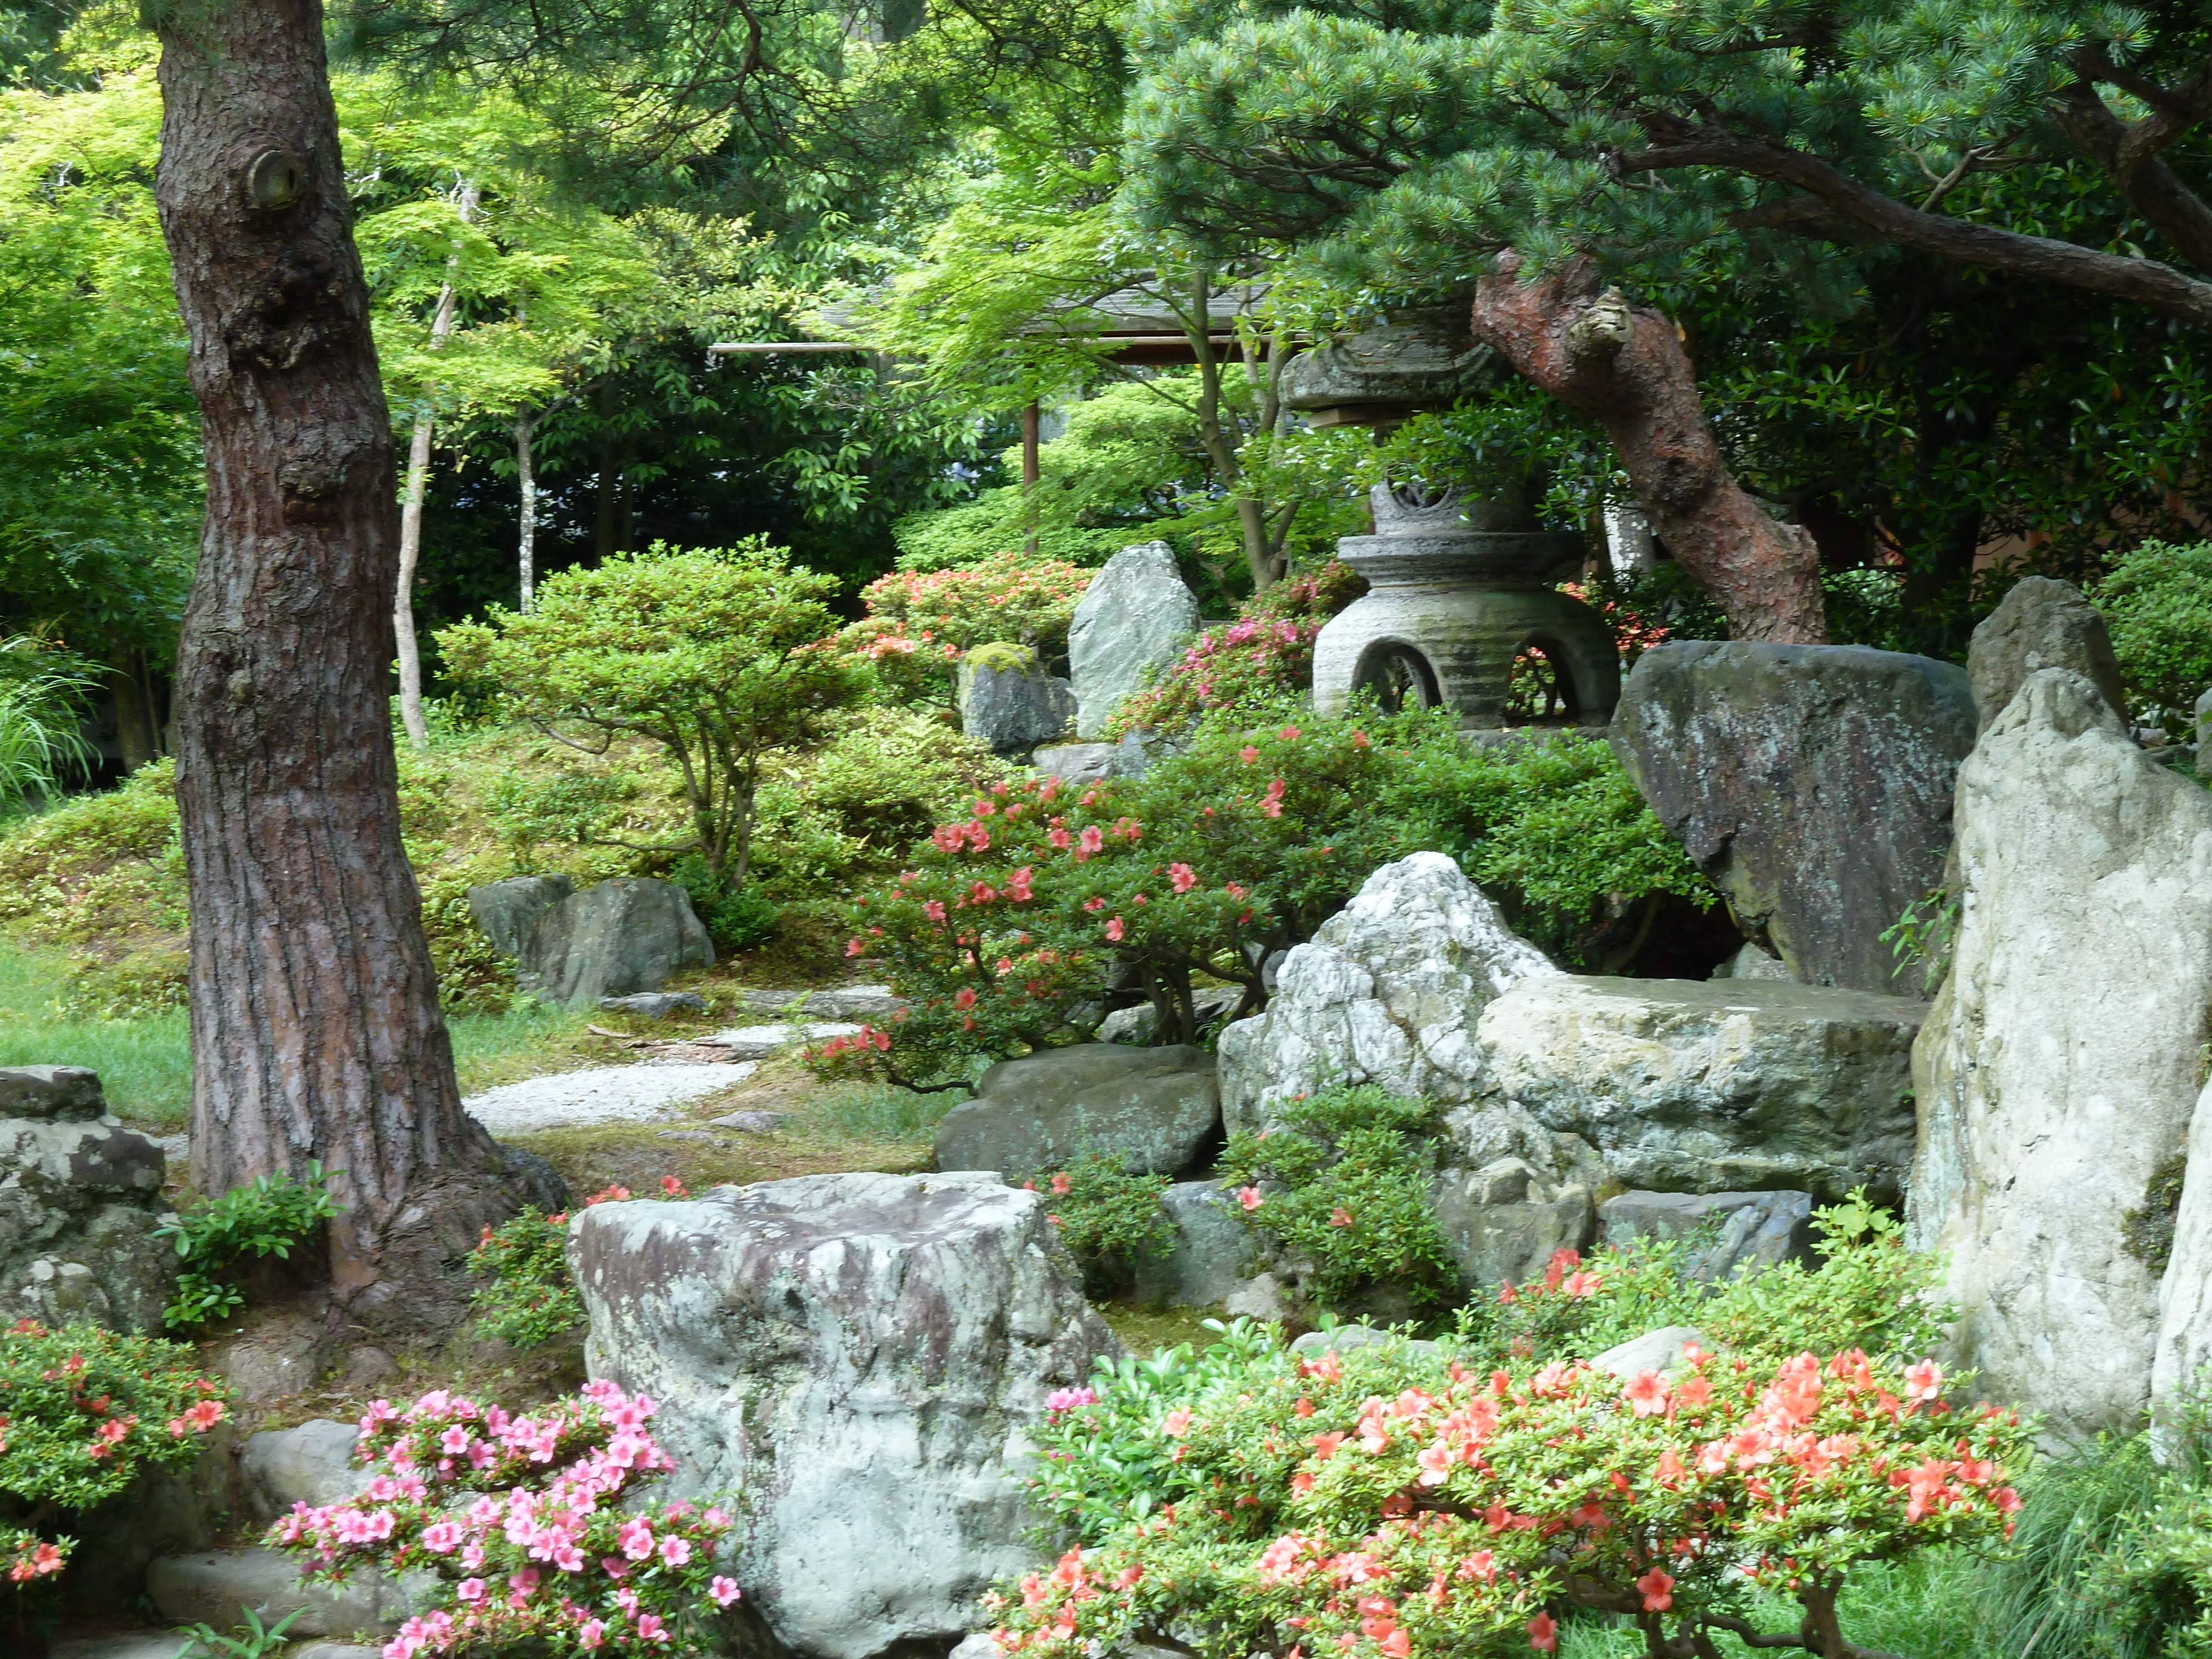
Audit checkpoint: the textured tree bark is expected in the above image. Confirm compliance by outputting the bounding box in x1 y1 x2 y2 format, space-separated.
152 0 518 1331
1472 252 1827 644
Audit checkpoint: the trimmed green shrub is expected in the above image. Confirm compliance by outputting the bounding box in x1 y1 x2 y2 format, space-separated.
2096 540 2212 737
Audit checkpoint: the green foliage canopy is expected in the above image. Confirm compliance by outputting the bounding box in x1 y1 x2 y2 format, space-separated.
436 541 861 881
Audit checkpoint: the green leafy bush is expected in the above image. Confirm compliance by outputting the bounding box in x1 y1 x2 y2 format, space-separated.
436 540 861 884
467 1178 690 1349
466 1205 583 1349
0 638 98 811
1219 1086 1462 1314
0 1319 229 1587
2096 540 2212 735
156 1164 342 1329
1107 561 1366 736
1455 1192 1950 1376
1023 1155 1175 1297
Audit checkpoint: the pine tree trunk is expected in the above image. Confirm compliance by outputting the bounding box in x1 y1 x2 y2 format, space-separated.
152 0 519 1331
515 408 536 611
1471 253 1827 644
394 182 474 749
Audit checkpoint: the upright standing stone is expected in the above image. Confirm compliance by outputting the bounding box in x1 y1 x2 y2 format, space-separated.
466 874 574 959
1067 542 1201 737
1967 576 2127 733
1611 641 1977 992
1910 669 2212 1438
956 644 1075 757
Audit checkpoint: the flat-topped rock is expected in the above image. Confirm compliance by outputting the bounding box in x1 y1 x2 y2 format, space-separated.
1480 975 1924 1202
935 1043 1220 1179
730 984 905 1021
572 1171 1119 1659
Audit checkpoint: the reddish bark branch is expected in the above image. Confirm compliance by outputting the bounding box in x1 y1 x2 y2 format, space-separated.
1470 251 1826 644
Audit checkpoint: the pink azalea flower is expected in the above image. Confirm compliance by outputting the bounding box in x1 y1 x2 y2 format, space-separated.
710 1575 743 1608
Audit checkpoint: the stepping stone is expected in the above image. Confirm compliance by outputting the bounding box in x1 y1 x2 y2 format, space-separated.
711 1110 790 1133
599 991 708 1019
55 1636 212 1659
698 1022 862 1060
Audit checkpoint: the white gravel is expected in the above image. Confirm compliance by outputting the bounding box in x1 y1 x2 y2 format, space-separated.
462 1062 758 1137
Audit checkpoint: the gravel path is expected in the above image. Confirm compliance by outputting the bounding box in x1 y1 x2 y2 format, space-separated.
462 1062 758 1136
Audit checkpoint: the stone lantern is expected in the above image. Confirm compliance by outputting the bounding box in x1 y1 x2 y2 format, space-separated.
1310 483 1620 728
1280 307 1623 729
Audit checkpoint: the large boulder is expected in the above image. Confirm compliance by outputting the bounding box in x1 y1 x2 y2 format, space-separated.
1480 977 1924 1202
958 645 1076 757
0 1066 175 1333
571 1173 1120 1659
1611 641 1977 992
1067 542 1201 737
1218 852 1559 1137
934 1044 1220 1178
466 873 573 959
1911 669 2212 1437
519 877 714 1008
1968 576 2127 735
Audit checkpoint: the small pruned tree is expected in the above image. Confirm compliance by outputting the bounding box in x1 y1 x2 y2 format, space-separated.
437 541 860 885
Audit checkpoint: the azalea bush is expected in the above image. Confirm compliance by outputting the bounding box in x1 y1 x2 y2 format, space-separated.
271 1379 739 1658
997 1337 2028 1659
839 553 1092 708
997 1202 2025 1659
0 1320 229 1589
1108 561 1365 736
1019 1156 1174 1298
1219 1087 1462 1315
2094 539 2212 737
816 709 1427 1086
467 1179 690 1351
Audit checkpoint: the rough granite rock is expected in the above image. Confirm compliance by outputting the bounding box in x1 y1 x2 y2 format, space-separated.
1480 977 1924 1202
0 1065 175 1333
1590 1327 1708 1380
1067 542 1201 737
1131 1181 1250 1307
957 644 1076 756
1217 852 1559 1137
1430 1156 1596 1293
1610 641 1977 992
1099 985 1244 1046
1712 942 1792 982
1029 742 1120 785
239 1418 367 1523
147 1547 429 1639
934 1044 1220 1178
1967 576 2127 734
466 873 574 958
1911 669 2212 1437
1599 1190 1815 1284
519 877 714 1008
572 1173 1121 1659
